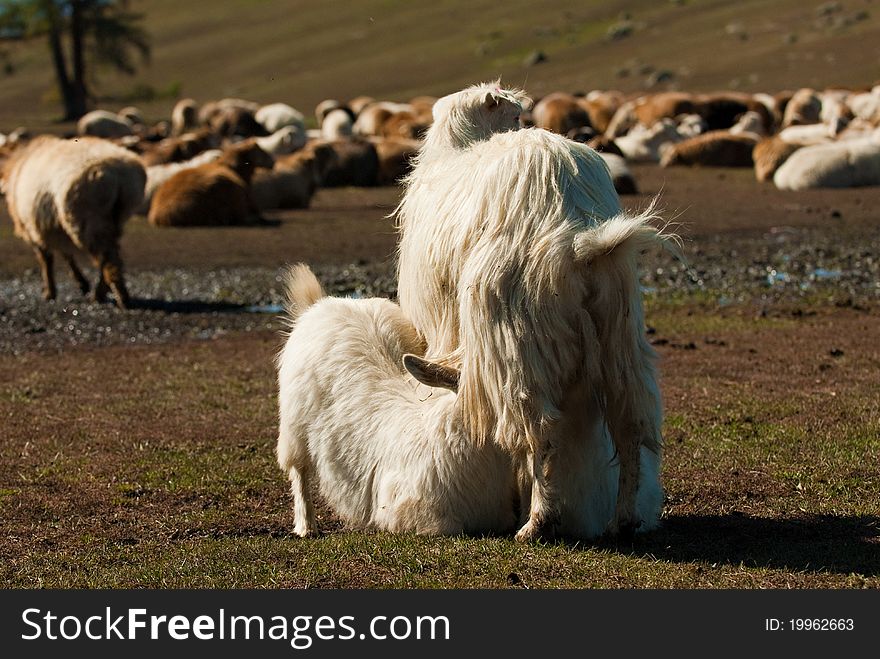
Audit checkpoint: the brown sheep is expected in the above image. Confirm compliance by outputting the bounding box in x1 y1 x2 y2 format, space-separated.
660 131 757 168
697 92 775 132
148 140 274 227
250 149 321 211
577 91 624 134
380 110 431 140
633 92 699 127
586 135 624 157
295 139 380 187
348 96 376 116
782 88 822 127
140 128 220 166
208 106 268 139
753 136 806 182
531 92 592 135
371 137 421 185
1 136 145 308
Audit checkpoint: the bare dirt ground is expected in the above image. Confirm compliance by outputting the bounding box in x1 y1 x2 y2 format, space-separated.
1 165 878 587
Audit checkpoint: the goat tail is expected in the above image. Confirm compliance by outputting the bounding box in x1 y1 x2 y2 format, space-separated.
572 204 683 268
282 263 325 326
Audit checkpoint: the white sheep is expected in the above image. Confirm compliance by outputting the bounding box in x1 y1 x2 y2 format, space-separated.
774 132 880 190
77 110 134 139
396 82 672 541
276 265 663 538
2 136 146 308
321 108 354 140
276 264 517 537
255 102 305 133
254 125 307 156
614 118 688 162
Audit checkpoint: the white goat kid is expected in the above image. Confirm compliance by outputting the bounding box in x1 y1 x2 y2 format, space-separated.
276 265 517 537
396 82 670 541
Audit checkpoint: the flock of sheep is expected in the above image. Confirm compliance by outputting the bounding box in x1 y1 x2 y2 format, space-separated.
2 80 879 311
1 78 878 540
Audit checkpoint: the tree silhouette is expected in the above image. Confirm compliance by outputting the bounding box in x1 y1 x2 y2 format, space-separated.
0 1 150 120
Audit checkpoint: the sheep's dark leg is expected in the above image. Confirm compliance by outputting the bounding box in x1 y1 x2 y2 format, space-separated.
33 247 56 301
91 246 129 309
63 253 90 295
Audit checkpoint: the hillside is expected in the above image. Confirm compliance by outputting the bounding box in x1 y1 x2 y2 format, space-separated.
1 0 879 130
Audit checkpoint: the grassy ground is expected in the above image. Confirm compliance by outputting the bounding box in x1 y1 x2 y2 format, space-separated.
2 305 877 588
2 0 880 129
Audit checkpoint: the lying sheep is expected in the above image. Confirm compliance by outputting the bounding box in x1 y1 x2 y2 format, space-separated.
300 138 379 187
277 265 663 538
138 149 223 215
148 140 274 226
615 118 685 162
77 110 134 139
1 136 145 308
660 131 757 167
321 108 355 140
171 98 199 136
774 134 880 190
139 128 221 167
315 99 344 125
531 92 592 135
255 102 306 133
250 149 321 211
371 137 421 185
600 152 638 194
782 88 822 127
753 136 805 182
255 125 307 156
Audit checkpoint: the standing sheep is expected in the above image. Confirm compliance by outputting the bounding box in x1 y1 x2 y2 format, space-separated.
1 136 145 308
396 83 672 541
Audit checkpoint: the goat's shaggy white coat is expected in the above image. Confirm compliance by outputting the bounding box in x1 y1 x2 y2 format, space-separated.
276 266 663 538
396 82 669 540
276 265 517 536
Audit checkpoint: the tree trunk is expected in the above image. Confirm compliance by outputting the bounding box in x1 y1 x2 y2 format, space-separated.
44 0 87 120
69 0 89 118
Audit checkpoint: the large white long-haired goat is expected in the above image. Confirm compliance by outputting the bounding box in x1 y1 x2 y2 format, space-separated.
276 265 662 538
396 82 674 541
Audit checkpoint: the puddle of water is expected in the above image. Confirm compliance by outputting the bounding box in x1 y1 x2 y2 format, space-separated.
811 268 843 280
244 303 285 314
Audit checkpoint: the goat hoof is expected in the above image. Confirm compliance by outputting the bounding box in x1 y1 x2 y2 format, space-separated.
606 517 640 542
515 518 555 543
294 527 319 539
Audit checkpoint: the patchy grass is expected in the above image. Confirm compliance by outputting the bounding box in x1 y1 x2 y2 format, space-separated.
1 306 878 588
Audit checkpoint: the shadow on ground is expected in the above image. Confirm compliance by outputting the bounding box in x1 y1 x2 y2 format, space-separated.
616 513 880 576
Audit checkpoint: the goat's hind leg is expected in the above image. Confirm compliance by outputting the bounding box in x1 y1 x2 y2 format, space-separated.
288 464 318 538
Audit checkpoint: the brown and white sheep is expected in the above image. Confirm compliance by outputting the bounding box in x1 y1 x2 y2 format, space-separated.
171 98 200 136
77 110 135 139
300 139 380 187
1 136 145 308
148 140 274 226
